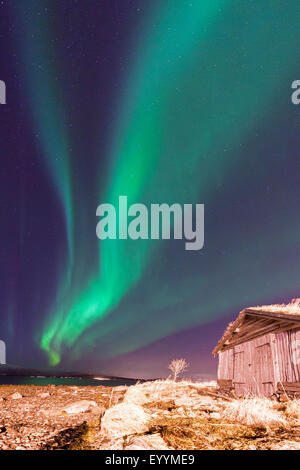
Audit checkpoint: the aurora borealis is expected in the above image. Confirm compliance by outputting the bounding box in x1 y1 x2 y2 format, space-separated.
1 0 300 378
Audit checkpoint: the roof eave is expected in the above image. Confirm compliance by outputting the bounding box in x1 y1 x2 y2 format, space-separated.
213 308 300 355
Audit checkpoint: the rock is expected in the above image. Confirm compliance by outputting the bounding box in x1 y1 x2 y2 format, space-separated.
101 403 149 438
99 438 124 450
62 400 98 414
210 412 221 419
38 392 50 398
11 392 22 400
273 441 300 450
125 433 170 450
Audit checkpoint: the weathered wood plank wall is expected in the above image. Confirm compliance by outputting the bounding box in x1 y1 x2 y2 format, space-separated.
218 334 276 396
217 325 300 397
217 349 233 381
274 329 300 383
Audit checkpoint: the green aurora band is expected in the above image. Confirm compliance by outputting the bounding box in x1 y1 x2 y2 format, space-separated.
17 1 300 365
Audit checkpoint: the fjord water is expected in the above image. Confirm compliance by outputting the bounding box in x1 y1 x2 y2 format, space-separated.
0 376 136 386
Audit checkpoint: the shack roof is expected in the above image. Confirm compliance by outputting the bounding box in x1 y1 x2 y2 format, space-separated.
213 300 300 355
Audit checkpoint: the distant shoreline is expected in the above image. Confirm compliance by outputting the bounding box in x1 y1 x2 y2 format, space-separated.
0 375 138 387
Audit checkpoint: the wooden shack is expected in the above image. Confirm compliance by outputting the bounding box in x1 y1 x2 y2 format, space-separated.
213 303 300 397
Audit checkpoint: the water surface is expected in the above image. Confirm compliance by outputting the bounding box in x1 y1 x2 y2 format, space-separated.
0 376 136 386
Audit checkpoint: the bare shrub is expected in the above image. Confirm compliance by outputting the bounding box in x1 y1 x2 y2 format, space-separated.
168 359 189 381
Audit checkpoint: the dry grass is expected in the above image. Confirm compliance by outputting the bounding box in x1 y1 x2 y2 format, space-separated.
123 379 217 405
144 400 177 412
42 421 99 450
284 399 300 421
123 386 150 406
221 397 287 430
123 380 175 404
252 298 300 315
189 380 218 388
68 421 98 450
94 388 125 409
149 416 261 450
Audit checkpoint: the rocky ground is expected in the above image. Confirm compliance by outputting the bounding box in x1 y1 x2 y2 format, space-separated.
0 380 299 450
0 383 126 450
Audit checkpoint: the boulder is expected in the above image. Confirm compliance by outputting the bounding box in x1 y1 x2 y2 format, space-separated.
101 403 149 438
99 437 124 450
62 400 98 414
273 441 300 450
125 433 170 450
11 392 22 400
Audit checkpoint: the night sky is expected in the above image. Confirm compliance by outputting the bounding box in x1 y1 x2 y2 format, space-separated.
1 0 300 379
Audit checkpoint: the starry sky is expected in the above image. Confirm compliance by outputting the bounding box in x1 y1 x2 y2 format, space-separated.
1 0 300 379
